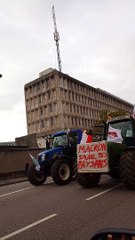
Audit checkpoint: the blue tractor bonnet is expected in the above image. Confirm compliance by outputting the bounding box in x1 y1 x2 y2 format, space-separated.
38 146 63 160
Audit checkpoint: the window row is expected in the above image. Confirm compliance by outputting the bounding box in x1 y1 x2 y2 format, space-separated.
60 88 132 112
27 99 132 126
26 90 56 109
28 116 96 135
25 75 55 96
27 104 58 122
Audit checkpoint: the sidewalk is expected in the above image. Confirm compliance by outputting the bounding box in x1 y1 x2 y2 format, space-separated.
0 176 28 187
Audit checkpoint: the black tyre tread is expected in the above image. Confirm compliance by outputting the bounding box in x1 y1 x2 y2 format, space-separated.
120 150 135 189
109 170 120 179
28 164 46 186
77 173 101 188
119 152 127 184
72 160 77 180
51 159 73 186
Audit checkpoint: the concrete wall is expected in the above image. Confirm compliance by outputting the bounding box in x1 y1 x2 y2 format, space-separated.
15 133 38 147
0 147 44 179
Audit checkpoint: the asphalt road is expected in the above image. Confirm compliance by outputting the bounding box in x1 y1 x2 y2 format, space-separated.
0 175 135 240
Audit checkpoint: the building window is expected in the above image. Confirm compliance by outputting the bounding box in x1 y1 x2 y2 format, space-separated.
30 87 32 94
64 90 67 99
38 95 42 103
72 92 74 101
66 103 69 112
44 106 47 114
41 120 44 128
49 104 52 112
68 91 71 100
54 102 57 112
41 80 44 89
37 83 40 91
50 117 54 126
72 117 74 125
46 78 49 88
47 91 51 99
46 119 49 127
70 104 72 112
40 107 43 115
32 123 36 132
77 105 79 113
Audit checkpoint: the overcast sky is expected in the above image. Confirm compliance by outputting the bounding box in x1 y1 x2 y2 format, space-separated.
0 0 135 142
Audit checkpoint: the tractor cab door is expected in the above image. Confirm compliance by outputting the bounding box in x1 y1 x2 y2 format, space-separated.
68 131 78 157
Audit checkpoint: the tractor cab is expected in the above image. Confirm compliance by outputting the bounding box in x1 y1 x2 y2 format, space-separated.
105 116 135 146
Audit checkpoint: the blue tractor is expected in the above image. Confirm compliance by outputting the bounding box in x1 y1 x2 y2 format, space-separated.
28 129 83 186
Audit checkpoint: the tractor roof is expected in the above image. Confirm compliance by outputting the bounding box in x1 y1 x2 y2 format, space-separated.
52 129 82 137
106 115 131 124
52 131 67 137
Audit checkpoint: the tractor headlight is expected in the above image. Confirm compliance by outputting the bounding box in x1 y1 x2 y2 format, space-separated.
41 153 46 161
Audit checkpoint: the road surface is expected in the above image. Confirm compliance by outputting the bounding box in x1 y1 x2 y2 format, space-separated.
0 175 135 240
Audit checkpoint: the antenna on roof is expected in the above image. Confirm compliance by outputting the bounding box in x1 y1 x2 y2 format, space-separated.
52 5 62 72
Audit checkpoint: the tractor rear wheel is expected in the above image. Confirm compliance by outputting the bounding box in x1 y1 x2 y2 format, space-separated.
120 150 135 189
28 164 47 186
51 159 73 185
77 173 101 188
109 170 120 179
72 160 78 181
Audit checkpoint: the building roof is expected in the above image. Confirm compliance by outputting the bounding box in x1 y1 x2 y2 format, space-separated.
24 68 133 107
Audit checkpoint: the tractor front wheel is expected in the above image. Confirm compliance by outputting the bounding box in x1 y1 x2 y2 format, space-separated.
51 159 73 185
77 173 101 188
28 164 47 186
120 150 135 189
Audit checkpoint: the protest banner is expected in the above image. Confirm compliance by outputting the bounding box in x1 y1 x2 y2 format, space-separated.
77 141 109 173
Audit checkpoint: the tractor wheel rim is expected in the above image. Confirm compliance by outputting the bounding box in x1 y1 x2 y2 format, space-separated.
34 171 45 181
59 163 70 180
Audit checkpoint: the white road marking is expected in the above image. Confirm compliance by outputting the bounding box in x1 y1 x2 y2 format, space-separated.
0 214 57 240
86 183 123 201
0 187 34 198
0 181 54 198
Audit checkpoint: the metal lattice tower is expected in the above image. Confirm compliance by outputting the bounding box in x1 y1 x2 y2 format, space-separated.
52 5 62 72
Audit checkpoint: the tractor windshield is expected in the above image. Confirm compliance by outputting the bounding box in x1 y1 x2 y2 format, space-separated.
108 119 133 138
52 134 68 148
106 119 134 145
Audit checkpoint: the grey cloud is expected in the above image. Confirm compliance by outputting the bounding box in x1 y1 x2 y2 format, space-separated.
0 0 135 141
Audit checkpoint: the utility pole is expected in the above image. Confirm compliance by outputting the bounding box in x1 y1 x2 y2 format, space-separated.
52 5 62 72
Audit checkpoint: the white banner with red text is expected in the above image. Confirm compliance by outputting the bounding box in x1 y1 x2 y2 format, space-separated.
77 141 109 173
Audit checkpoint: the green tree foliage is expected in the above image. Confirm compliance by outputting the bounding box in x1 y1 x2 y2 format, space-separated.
100 110 126 122
92 110 126 141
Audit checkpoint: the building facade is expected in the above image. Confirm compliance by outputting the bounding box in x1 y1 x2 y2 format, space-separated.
24 68 133 137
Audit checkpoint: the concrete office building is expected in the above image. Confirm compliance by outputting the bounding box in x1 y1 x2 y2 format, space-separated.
24 68 133 137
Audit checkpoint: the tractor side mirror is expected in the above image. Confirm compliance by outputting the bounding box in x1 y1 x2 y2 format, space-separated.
90 229 135 240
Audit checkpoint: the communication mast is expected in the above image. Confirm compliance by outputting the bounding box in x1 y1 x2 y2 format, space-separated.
52 5 62 72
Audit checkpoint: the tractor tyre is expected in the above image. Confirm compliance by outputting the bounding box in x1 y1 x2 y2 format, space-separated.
109 170 120 179
120 150 135 189
77 173 101 188
72 160 78 181
28 164 47 186
51 159 73 185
